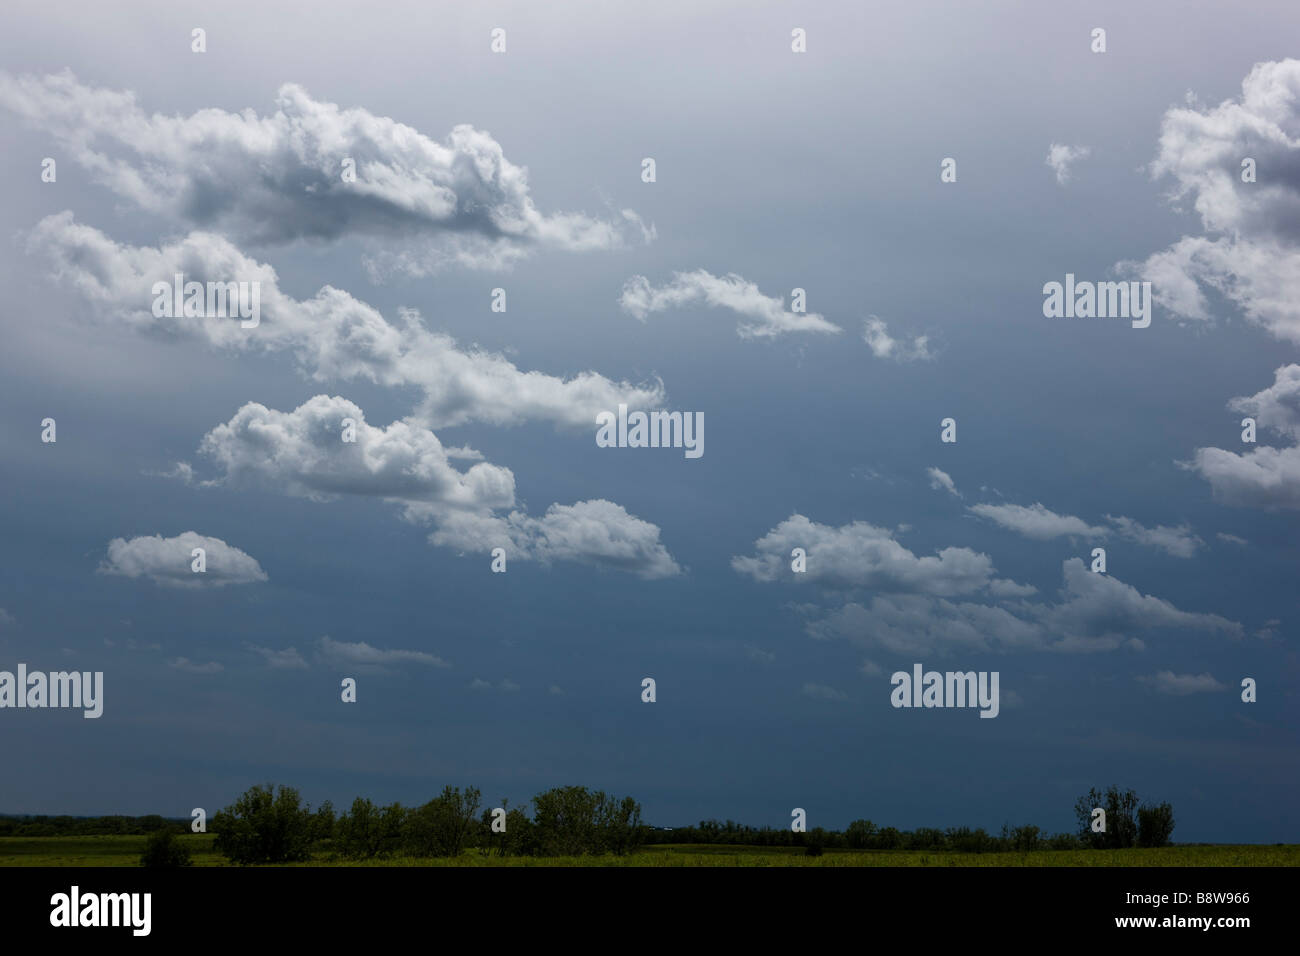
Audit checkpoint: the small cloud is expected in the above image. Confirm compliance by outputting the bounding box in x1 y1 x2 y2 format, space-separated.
98 532 268 588
150 461 197 485
802 682 848 701
988 578 1038 597
317 636 448 669
1216 532 1249 546
548 684 564 695
1105 515 1204 558
443 445 485 462
169 657 224 674
1046 143 1090 184
860 659 882 676
249 645 309 669
863 316 931 361
1139 671 1226 695
926 467 961 498
744 644 776 664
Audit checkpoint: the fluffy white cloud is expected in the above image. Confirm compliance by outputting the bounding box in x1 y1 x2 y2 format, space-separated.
1046 143 1090 184
0 71 646 272
968 502 1106 540
27 214 663 430
195 397 680 578
98 532 268 588
1140 671 1227 695
317 636 448 668
862 317 931 361
732 514 998 596
1188 365 1300 510
1188 444 1300 509
198 395 516 515
430 499 681 579
1123 60 1300 343
620 270 840 338
1228 364 1300 440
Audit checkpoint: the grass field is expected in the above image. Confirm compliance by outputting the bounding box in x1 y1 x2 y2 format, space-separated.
1 836 1296 866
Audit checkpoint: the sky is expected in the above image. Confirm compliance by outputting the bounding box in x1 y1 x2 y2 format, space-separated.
0 0 1296 842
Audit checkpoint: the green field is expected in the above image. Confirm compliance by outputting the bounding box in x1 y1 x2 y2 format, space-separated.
1 836 1295 867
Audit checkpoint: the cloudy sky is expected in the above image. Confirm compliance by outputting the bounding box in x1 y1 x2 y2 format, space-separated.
0 0 1296 842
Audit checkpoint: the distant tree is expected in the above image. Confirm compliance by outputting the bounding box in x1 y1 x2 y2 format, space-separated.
140 829 191 868
1011 824 1040 852
1074 786 1141 849
532 786 603 856
403 786 481 857
311 800 336 844
597 794 646 856
875 826 903 850
337 797 405 859
805 827 828 856
1137 802 1175 848
845 820 877 850
530 786 643 856
212 783 315 864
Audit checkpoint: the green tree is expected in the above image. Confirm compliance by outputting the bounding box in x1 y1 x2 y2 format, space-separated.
212 783 316 864
337 797 405 858
1074 786 1141 849
845 819 877 849
403 786 481 857
1137 801 1175 848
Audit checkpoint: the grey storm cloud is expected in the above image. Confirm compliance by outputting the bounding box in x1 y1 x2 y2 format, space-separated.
804 558 1241 656
0 71 650 273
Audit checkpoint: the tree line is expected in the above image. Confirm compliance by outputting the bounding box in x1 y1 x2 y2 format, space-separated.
1 782 1178 864
208 783 645 864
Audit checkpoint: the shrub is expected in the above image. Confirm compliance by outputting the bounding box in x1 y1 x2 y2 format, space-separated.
140 829 192 868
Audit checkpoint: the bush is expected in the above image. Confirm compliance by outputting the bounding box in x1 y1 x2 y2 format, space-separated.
140 829 191 868
1137 802 1175 848
212 783 316 864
